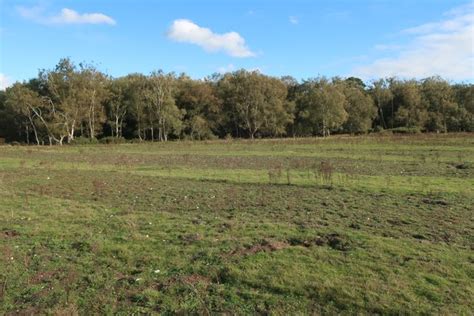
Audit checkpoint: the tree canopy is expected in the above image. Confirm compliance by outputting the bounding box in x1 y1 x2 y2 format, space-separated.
1 58 473 144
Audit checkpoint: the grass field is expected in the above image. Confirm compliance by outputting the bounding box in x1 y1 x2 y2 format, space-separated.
0 133 473 314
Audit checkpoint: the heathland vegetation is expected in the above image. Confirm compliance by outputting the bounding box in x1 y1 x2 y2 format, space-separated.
0 58 473 144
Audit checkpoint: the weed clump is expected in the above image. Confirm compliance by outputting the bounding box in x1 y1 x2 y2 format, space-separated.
319 161 334 186
268 166 283 184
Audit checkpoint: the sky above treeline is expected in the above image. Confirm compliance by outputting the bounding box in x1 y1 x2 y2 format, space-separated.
1 0 473 89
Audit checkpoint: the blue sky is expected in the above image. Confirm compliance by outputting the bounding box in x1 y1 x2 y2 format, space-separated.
1 0 473 88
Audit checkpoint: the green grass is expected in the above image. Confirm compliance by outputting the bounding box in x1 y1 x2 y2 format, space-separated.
0 133 473 314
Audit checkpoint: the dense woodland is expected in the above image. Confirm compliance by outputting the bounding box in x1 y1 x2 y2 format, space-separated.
0 58 473 145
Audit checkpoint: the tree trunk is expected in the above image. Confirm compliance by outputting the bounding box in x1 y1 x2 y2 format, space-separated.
26 125 30 145
158 117 163 142
118 118 123 138
68 121 76 143
163 120 167 142
27 115 40 145
115 115 120 138
89 117 95 139
32 125 40 145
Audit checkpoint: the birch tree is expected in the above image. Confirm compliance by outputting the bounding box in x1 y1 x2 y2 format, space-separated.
105 78 128 138
5 84 43 145
41 58 84 143
296 78 348 136
220 70 293 139
145 71 183 141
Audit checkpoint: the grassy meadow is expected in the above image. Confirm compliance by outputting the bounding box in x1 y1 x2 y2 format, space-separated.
0 133 473 314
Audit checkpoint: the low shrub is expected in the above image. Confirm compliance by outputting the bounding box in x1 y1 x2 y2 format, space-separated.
389 127 422 134
70 137 99 145
372 125 384 133
99 136 127 144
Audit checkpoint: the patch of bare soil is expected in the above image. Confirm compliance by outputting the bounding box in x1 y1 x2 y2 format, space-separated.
230 239 290 256
2 230 20 238
288 233 353 251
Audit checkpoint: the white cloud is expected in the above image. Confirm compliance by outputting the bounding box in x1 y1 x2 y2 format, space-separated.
354 3 474 80
289 16 299 25
167 19 255 58
50 8 116 25
18 6 116 25
0 74 11 90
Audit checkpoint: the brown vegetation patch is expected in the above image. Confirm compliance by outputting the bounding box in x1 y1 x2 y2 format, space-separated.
180 274 212 286
153 274 212 292
30 270 59 284
6 306 43 316
179 233 202 244
2 230 20 238
288 233 353 251
231 239 290 256
422 198 448 206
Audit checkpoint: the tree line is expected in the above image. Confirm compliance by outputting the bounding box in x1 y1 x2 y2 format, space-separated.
0 58 473 145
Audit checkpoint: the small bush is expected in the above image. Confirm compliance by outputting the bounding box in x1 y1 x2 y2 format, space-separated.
389 127 422 134
372 126 384 133
70 137 99 145
99 136 127 144
377 129 393 136
10 141 21 146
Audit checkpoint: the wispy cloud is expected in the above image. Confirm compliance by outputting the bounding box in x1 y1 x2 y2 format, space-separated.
167 19 255 58
0 74 11 90
354 3 474 80
17 6 116 25
289 16 299 25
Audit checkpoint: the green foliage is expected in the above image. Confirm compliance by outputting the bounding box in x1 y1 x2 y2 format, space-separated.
70 136 99 145
388 126 422 134
341 81 377 133
219 70 293 139
143 70 184 141
175 75 222 138
99 136 127 144
1 58 474 144
422 77 459 133
393 80 429 128
187 115 216 140
296 78 348 136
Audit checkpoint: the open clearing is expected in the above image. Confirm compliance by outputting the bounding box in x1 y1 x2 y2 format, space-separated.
0 134 473 314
